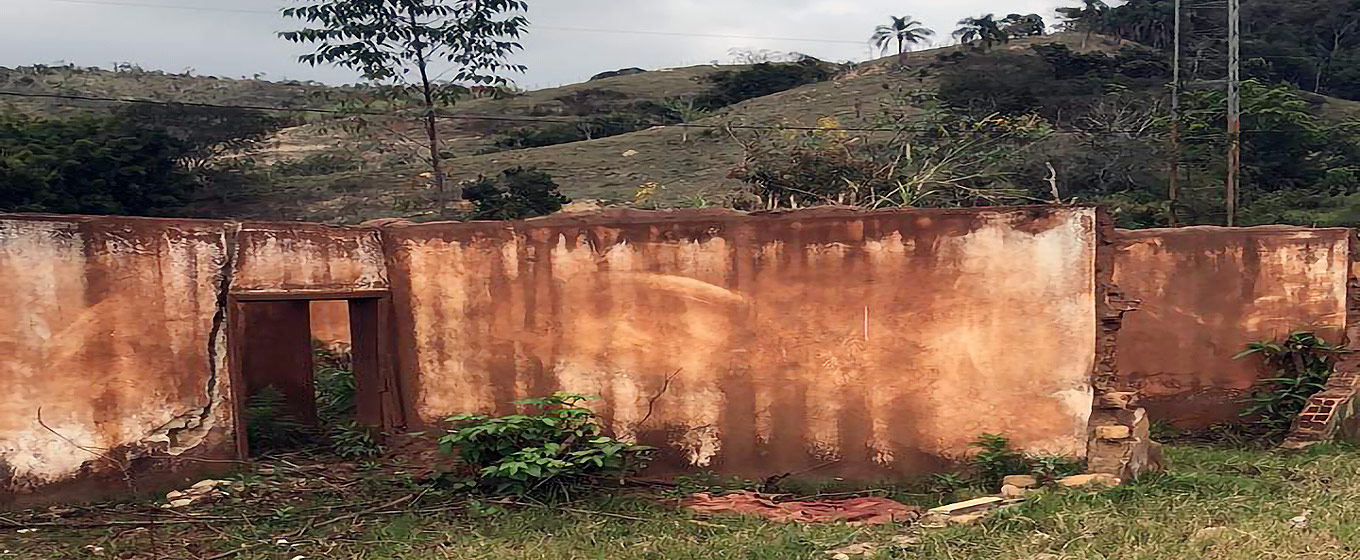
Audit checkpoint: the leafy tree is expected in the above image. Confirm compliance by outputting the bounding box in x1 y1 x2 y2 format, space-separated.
694 58 833 110
1056 0 1110 47
871 16 935 61
115 104 287 172
0 112 197 215
954 15 1009 52
462 166 569 220
1001 13 1047 38
281 0 530 214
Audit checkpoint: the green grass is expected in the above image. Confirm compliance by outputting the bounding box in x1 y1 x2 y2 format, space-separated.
6 444 1360 559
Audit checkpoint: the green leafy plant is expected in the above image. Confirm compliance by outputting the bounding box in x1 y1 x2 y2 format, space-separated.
969 434 1031 485
440 392 654 496
968 434 1085 486
330 421 385 459
1236 331 1348 435
462 166 570 220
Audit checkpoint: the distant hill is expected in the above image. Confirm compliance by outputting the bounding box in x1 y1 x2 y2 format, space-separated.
4 31 1358 227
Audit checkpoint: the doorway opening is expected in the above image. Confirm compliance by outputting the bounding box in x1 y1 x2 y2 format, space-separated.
229 296 401 459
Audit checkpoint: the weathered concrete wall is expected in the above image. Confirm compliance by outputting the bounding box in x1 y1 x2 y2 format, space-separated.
0 215 391 506
233 223 388 296
386 207 1103 480
0 215 235 506
1114 226 1351 428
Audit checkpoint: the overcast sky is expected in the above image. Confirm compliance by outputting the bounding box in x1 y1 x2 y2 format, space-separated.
2 0 1076 89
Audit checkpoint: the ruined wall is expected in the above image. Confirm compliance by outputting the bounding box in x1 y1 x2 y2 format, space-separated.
1114 226 1352 428
0 215 390 506
233 223 387 297
0 215 235 506
387 207 1103 480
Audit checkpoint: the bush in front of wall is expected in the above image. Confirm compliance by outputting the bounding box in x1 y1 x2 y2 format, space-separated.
439 392 655 496
1236 331 1349 436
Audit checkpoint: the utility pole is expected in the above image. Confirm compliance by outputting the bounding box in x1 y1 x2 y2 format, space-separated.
1168 0 1182 226
1226 0 1241 226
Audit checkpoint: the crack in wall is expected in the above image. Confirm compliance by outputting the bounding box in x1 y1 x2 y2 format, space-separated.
144 223 240 453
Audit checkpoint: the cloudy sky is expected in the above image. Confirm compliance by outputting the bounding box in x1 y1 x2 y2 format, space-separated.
2 0 1075 89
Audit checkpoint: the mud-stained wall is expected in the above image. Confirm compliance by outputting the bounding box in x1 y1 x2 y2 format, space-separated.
0 215 235 505
1115 226 1352 428
233 223 388 296
386 207 1102 480
0 215 392 506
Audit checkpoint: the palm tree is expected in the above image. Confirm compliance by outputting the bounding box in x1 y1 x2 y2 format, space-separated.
954 14 1009 52
1056 0 1110 47
871 16 936 61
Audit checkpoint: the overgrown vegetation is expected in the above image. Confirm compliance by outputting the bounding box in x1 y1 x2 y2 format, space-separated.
695 58 834 110
1236 331 1349 436
13 444 1360 559
0 111 200 215
968 434 1084 487
729 94 1051 210
461 166 569 220
243 343 384 459
439 392 654 496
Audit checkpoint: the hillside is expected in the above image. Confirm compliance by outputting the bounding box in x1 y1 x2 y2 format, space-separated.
206 33 1121 223
5 31 1359 228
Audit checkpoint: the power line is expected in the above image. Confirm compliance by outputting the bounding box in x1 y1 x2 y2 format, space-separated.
34 0 868 45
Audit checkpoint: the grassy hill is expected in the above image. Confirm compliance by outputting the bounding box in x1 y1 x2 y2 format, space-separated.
203 33 1119 223
4 31 1358 227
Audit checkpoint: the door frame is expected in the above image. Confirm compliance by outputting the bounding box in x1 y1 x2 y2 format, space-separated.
226 290 404 459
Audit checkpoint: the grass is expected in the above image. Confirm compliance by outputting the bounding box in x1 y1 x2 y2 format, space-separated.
6 444 1360 559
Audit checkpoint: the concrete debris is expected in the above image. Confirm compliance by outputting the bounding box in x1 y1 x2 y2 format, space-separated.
1000 484 1029 499
685 491 920 524
1056 474 1121 488
1002 474 1039 489
161 479 243 509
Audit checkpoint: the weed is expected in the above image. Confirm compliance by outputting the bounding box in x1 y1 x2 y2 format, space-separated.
968 434 1085 487
1236 331 1348 436
440 392 654 497
330 421 385 459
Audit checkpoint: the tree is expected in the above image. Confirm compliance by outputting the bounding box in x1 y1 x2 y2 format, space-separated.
1056 0 1110 47
462 166 569 220
115 104 286 173
1001 13 1047 38
0 112 197 215
871 16 935 61
954 15 1009 52
281 0 530 214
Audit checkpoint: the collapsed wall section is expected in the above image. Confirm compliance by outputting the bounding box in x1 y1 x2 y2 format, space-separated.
1114 226 1351 428
385 207 1104 480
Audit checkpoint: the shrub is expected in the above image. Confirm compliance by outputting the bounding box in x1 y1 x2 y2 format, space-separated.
1236 331 1349 435
695 58 833 110
0 111 199 215
969 434 1084 486
462 167 570 220
440 392 654 495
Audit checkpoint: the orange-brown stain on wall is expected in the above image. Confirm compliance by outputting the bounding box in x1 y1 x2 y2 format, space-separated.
386 208 1102 481
1115 226 1351 427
